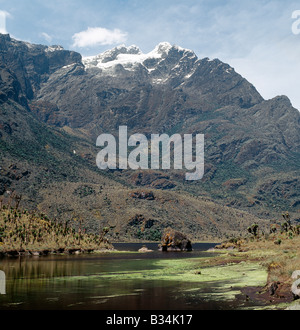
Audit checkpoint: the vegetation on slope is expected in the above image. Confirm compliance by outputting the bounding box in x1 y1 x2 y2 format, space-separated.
0 195 112 256
213 212 300 308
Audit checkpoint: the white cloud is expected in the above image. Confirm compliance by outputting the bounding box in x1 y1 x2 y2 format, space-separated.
72 27 127 48
41 32 53 43
0 10 11 34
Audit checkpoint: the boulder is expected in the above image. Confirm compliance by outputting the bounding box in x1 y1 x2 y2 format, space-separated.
160 228 192 252
130 191 155 200
138 245 153 253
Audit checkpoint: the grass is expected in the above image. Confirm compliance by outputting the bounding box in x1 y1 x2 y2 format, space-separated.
240 235 300 284
209 220 300 309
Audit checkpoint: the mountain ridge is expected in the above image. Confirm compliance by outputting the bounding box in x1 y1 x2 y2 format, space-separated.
1 34 300 241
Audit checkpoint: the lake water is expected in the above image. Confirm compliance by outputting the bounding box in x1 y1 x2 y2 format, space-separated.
0 243 262 310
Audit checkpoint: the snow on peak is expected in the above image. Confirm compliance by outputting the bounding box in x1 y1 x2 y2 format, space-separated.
82 42 194 71
45 45 64 52
102 44 142 60
83 44 142 69
153 42 173 55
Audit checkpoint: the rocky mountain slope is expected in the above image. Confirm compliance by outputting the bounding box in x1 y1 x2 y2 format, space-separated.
1 34 300 241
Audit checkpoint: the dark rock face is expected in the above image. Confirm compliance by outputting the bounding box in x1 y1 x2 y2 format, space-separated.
0 177 11 195
32 43 263 136
0 34 82 106
30 41 300 175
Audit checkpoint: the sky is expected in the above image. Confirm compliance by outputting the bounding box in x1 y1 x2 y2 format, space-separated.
0 0 300 110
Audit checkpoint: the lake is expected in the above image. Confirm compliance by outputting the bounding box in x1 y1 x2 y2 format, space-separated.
0 243 266 310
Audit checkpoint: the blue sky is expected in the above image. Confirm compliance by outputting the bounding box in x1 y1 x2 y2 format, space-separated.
1 0 300 110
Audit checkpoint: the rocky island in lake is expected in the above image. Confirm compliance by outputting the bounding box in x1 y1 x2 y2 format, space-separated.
159 228 193 252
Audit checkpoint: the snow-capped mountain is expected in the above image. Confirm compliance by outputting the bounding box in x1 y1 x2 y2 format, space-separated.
25 38 267 135
1 33 300 240
82 42 203 85
80 42 247 96
83 42 196 71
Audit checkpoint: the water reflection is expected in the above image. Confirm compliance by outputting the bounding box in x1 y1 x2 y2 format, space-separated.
0 243 247 310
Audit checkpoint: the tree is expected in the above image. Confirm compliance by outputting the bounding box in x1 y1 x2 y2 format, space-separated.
248 224 259 238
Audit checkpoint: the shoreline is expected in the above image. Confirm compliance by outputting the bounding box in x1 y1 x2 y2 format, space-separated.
0 241 218 258
0 242 298 310
0 245 115 258
1 231 299 310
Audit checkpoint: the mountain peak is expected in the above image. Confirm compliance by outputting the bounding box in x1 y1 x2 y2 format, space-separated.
82 42 196 71
1 34 300 243
105 44 142 56
153 42 172 55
